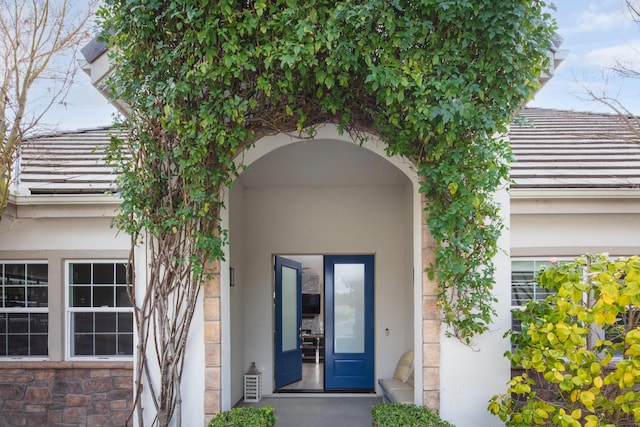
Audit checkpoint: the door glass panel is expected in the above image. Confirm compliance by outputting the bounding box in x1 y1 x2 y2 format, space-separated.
334 263 365 353
282 266 298 352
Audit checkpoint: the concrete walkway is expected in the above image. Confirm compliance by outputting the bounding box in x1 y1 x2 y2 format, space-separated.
237 395 382 427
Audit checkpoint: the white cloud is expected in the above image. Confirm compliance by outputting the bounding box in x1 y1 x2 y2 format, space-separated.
563 4 629 33
584 39 640 70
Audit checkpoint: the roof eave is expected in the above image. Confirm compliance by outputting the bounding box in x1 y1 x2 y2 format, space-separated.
510 188 640 199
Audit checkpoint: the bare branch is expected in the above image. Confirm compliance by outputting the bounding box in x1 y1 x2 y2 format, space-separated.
582 84 640 140
0 0 98 218
580 1 640 140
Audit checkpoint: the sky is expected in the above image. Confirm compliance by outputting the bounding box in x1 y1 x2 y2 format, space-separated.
529 0 640 114
41 0 640 131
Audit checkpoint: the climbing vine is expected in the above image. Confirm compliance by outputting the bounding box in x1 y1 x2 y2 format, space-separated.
98 0 555 424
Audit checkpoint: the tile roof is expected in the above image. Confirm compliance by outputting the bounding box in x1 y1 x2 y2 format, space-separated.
509 108 640 190
14 108 640 196
16 127 119 195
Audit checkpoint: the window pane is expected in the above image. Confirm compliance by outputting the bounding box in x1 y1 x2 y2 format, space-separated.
27 264 48 285
71 286 91 307
116 286 131 307
94 264 114 285
31 313 48 334
118 313 133 332
74 313 93 333
5 287 25 307
27 286 47 307
95 313 116 333
5 264 25 285
0 314 5 333
71 264 91 284
0 335 5 356
29 335 47 356
8 314 28 333
281 266 298 352
93 287 114 307
95 334 116 355
115 263 127 285
74 334 93 355
334 263 365 354
118 334 133 355
8 335 28 355
511 260 556 306
512 283 534 306
512 261 534 273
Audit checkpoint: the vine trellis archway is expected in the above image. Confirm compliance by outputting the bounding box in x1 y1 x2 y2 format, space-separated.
95 0 556 425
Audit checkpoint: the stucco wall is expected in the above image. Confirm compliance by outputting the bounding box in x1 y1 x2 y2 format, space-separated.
228 184 246 406
1 216 127 252
511 197 640 257
439 187 512 427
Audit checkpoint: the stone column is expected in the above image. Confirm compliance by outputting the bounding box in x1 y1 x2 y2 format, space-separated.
421 194 440 410
203 259 222 423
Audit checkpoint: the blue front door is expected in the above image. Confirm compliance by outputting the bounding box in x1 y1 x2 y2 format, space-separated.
274 256 303 388
324 255 375 391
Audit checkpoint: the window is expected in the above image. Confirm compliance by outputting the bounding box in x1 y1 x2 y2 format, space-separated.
511 259 560 345
511 256 635 357
67 261 133 358
511 259 555 306
0 262 48 357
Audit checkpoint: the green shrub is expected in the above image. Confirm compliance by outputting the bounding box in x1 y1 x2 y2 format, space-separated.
207 406 276 427
372 403 455 427
489 254 640 427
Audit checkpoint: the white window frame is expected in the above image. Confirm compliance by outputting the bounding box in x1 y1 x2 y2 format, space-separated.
0 260 48 360
65 260 133 361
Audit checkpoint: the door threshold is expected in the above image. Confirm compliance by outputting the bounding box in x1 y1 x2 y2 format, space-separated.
270 392 378 398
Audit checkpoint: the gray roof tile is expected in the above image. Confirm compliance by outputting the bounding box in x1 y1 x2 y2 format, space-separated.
509 108 640 190
17 127 120 195
16 108 640 195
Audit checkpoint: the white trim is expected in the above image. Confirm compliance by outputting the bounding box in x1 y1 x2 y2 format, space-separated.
412 178 423 405
10 194 121 206
511 189 640 199
221 190 232 411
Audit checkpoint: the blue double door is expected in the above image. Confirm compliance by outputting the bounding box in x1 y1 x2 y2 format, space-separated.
274 255 375 391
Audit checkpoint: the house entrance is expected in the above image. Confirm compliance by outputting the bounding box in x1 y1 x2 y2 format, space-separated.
224 132 418 408
274 254 375 393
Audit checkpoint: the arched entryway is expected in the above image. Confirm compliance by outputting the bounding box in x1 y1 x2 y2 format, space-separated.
220 126 425 408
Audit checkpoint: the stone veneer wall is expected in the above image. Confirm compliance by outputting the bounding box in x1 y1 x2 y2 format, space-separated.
203 260 222 425
421 194 441 410
0 361 133 427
